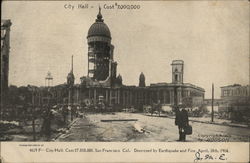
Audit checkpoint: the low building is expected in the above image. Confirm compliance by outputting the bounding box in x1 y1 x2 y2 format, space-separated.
203 99 222 106
219 84 250 121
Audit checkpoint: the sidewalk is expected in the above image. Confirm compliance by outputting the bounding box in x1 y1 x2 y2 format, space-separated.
144 113 250 129
188 116 249 129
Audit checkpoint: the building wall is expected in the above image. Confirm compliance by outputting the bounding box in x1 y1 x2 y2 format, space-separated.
67 83 204 111
1 20 12 105
88 42 112 80
221 85 249 98
220 85 250 106
219 84 250 120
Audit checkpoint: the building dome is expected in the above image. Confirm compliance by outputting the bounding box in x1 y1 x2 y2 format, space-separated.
115 74 123 86
88 22 111 38
139 72 145 80
67 71 75 79
87 7 111 39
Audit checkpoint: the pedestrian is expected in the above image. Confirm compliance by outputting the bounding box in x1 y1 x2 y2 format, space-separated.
175 106 189 141
156 100 161 116
40 109 47 136
40 107 53 140
62 105 68 125
44 107 53 140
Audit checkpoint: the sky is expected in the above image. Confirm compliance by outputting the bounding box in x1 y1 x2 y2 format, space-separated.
2 1 249 98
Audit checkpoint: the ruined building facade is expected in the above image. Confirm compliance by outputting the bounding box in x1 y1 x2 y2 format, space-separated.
1 20 12 105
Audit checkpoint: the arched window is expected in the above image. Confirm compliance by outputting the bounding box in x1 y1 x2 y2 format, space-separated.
175 74 178 81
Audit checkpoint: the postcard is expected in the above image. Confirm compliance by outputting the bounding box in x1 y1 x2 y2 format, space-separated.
1 0 249 162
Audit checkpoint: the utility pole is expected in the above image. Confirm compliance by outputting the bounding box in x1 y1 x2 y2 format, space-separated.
211 83 214 122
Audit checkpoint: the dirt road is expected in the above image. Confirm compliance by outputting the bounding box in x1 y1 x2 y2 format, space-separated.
56 112 250 142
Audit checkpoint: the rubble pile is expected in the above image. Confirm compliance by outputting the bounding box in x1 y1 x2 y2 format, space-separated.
0 120 20 132
0 121 21 141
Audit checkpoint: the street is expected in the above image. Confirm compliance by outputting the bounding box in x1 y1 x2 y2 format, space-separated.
55 112 250 142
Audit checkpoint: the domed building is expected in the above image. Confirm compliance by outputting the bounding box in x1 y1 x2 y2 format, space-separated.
5 7 205 119
87 9 111 41
86 7 116 82
56 8 205 112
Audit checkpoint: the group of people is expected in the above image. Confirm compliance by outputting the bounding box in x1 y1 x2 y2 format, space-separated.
40 105 80 140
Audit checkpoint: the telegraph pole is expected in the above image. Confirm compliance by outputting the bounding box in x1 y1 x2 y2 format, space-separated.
211 83 214 122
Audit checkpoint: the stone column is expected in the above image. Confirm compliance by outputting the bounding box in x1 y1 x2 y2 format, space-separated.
130 91 132 105
177 87 182 105
88 88 91 99
109 89 112 105
94 88 97 105
115 89 118 104
123 90 126 106
163 90 166 104
118 89 120 104
157 90 160 102
170 88 174 105
144 91 146 105
106 89 108 103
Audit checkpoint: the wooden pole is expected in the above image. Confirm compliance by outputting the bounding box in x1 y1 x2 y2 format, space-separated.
211 83 214 122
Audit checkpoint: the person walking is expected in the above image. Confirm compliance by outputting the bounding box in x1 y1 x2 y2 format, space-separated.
175 107 189 141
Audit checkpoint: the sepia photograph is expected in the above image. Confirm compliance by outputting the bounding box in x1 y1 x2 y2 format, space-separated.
1 0 249 145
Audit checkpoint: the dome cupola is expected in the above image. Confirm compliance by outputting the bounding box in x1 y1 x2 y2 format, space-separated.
139 72 146 87
87 7 111 42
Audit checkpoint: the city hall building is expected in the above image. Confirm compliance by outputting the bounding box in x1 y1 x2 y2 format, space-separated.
50 8 205 110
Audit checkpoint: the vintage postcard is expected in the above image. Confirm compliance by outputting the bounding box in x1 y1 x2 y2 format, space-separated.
1 0 249 162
